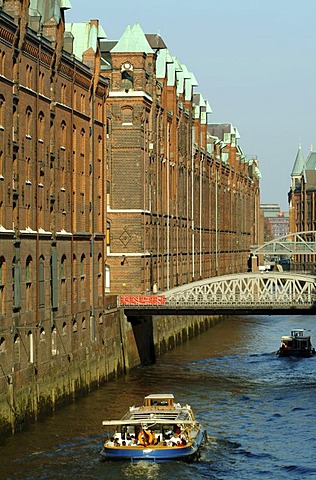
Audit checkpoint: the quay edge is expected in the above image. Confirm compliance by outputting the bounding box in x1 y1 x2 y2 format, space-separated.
0 304 223 437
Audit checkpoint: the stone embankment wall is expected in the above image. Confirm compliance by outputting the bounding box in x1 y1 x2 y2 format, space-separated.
0 310 222 436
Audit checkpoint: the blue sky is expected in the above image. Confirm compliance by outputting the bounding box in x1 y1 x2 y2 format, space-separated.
66 0 316 211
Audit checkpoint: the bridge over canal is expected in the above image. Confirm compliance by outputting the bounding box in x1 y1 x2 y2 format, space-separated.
120 271 316 317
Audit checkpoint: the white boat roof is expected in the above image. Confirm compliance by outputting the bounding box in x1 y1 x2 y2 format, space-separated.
102 419 196 426
145 394 174 400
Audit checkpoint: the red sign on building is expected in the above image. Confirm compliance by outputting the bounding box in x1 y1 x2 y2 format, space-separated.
119 295 166 306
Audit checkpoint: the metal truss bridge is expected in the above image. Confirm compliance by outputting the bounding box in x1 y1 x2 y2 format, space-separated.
120 272 316 316
250 230 316 256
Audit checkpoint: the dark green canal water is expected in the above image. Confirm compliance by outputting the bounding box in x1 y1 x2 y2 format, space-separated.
1 314 316 479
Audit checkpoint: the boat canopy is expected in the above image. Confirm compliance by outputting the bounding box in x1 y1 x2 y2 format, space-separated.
102 419 197 426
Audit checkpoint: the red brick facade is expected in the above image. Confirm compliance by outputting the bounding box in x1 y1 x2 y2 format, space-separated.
0 1 261 432
0 2 110 408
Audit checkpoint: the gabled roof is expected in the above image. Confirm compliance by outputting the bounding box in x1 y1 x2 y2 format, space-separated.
111 23 154 53
291 144 305 176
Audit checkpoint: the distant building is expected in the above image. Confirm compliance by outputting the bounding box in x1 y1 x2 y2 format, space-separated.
260 204 289 240
289 145 316 272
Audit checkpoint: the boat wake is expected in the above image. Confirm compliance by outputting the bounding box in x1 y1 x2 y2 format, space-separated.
123 460 161 479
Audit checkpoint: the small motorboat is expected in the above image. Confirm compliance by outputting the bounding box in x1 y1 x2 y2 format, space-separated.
276 328 316 357
100 393 207 463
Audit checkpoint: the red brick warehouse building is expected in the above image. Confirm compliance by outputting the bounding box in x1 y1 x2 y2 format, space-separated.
0 0 261 432
99 23 261 294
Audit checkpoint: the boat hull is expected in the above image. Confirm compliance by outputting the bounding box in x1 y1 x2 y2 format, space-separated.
100 429 206 463
277 348 315 358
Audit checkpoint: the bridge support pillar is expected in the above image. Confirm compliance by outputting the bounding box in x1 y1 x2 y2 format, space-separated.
128 315 156 366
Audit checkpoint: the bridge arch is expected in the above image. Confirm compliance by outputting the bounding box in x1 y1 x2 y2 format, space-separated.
250 231 316 256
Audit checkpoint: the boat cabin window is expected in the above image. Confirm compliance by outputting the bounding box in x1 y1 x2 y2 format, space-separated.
291 329 305 337
144 395 174 408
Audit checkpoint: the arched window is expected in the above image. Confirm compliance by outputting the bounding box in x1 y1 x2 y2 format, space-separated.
80 253 86 299
80 128 85 156
121 106 133 125
26 255 32 282
26 107 33 137
12 106 18 141
26 156 31 183
121 62 134 92
80 129 86 196
80 93 85 112
106 221 111 254
60 254 67 303
73 253 77 304
61 120 66 148
82 317 86 331
38 71 45 94
26 255 33 310
97 253 102 296
40 327 46 341
60 254 67 279
97 135 102 161
39 256 45 308
0 148 3 179
61 83 66 104
0 256 5 314
72 319 77 333
72 124 77 154
105 264 110 292
0 336 5 353
62 322 67 335
38 111 44 141
13 334 20 364
26 65 33 89
12 256 20 310
0 51 5 76
28 331 34 363
0 94 4 127
51 326 57 356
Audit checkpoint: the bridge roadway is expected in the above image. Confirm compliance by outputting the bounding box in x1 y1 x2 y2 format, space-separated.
120 271 316 317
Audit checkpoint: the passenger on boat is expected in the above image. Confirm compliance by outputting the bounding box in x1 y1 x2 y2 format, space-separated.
174 425 181 435
107 437 115 446
169 434 181 446
138 429 155 446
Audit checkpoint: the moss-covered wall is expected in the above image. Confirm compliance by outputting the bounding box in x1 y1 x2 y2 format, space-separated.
0 309 222 436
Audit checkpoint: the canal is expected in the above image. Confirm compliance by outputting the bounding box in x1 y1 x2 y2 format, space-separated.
1 314 316 479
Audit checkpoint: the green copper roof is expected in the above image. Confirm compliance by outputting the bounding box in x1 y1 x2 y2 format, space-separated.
166 51 176 86
30 0 71 24
156 48 177 85
304 151 316 171
193 93 205 119
156 48 168 78
65 22 107 60
111 23 154 53
183 65 198 101
291 144 305 176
